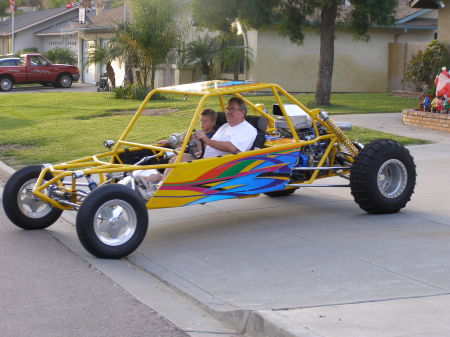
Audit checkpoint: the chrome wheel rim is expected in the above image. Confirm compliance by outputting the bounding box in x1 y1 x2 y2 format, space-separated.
17 179 52 218
60 76 71 88
1 79 12 90
377 159 407 198
94 200 137 246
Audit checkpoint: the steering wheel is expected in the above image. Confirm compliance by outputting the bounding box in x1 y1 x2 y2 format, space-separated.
187 131 205 159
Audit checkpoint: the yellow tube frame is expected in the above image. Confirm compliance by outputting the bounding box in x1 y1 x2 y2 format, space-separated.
31 81 357 210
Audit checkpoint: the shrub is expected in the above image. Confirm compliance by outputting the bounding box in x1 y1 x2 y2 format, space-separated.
403 40 450 92
112 83 133 99
112 83 169 100
132 84 152 100
44 47 77 65
14 47 39 57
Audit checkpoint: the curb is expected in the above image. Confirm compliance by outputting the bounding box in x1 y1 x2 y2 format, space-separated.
246 311 321 337
0 161 15 177
0 160 318 337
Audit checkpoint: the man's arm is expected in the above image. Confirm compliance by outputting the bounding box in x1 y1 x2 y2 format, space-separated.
195 130 238 153
203 137 238 153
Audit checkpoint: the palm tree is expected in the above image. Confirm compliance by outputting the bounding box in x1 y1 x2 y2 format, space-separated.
113 0 186 89
85 42 120 88
214 30 252 81
184 35 218 79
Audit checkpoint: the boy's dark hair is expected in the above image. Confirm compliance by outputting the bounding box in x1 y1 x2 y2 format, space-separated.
201 108 217 121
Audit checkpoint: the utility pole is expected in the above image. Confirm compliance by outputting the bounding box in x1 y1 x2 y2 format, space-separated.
9 0 14 54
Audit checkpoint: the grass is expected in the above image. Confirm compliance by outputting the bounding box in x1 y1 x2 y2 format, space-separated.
344 126 429 146
0 91 423 167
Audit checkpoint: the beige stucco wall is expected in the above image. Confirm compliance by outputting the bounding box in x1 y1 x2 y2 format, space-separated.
438 0 450 49
247 27 434 93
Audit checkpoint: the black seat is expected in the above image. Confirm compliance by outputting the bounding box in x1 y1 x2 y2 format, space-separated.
214 112 267 150
245 115 267 149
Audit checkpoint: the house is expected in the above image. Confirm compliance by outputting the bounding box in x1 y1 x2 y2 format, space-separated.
71 6 127 86
0 7 79 55
410 0 450 49
245 0 437 93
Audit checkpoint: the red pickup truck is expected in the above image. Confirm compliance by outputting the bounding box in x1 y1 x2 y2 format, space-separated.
0 53 80 91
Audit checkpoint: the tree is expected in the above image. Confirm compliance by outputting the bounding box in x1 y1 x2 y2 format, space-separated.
215 31 251 81
192 0 398 105
0 1 9 19
16 0 43 9
85 43 120 87
403 40 450 92
42 0 66 8
184 35 218 79
114 0 186 89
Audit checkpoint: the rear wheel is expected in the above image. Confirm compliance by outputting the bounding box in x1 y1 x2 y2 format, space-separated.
350 139 416 214
264 188 298 197
76 184 148 259
2 165 63 229
0 76 13 91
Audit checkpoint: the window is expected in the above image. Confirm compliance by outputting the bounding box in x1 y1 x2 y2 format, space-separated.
0 60 20 66
29 56 49 66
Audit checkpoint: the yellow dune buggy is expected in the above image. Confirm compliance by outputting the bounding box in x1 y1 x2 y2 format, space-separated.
2 81 416 258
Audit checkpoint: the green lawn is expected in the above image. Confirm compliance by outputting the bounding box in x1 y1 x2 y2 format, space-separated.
0 91 423 167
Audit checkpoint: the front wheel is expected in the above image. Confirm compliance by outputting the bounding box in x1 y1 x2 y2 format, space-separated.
58 74 72 88
350 139 416 214
76 184 148 259
2 165 63 229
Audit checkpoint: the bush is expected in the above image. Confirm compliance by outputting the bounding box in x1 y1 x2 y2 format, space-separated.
112 83 169 100
14 47 39 57
44 47 77 65
132 84 152 100
403 40 450 92
112 83 133 99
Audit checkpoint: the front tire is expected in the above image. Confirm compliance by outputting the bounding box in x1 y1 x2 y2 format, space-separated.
350 139 416 214
2 165 63 229
58 74 72 88
76 184 148 259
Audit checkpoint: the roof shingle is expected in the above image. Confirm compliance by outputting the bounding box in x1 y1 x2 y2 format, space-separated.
0 7 78 35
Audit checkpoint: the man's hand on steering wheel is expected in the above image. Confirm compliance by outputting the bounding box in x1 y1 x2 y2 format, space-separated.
188 130 205 159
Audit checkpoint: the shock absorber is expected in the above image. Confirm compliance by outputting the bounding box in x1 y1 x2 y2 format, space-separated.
319 110 359 157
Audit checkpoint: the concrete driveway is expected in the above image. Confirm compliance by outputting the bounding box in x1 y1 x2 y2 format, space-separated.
1 82 97 93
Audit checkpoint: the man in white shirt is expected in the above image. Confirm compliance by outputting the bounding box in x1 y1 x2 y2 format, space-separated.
137 98 257 194
195 97 257 157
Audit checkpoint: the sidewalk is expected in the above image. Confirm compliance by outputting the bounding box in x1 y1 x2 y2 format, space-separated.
2 113 450 337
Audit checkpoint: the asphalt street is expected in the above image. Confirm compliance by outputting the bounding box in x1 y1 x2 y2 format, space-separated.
0 170 190 337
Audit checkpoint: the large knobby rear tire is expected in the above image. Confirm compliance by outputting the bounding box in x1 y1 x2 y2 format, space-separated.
76 184 148 259
350 139 416 214
2 165 63 229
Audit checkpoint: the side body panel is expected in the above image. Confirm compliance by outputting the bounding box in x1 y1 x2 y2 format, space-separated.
0 65 27 83
146 145 302 209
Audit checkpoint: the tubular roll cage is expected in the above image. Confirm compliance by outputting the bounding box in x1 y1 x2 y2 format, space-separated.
32 82 355 210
